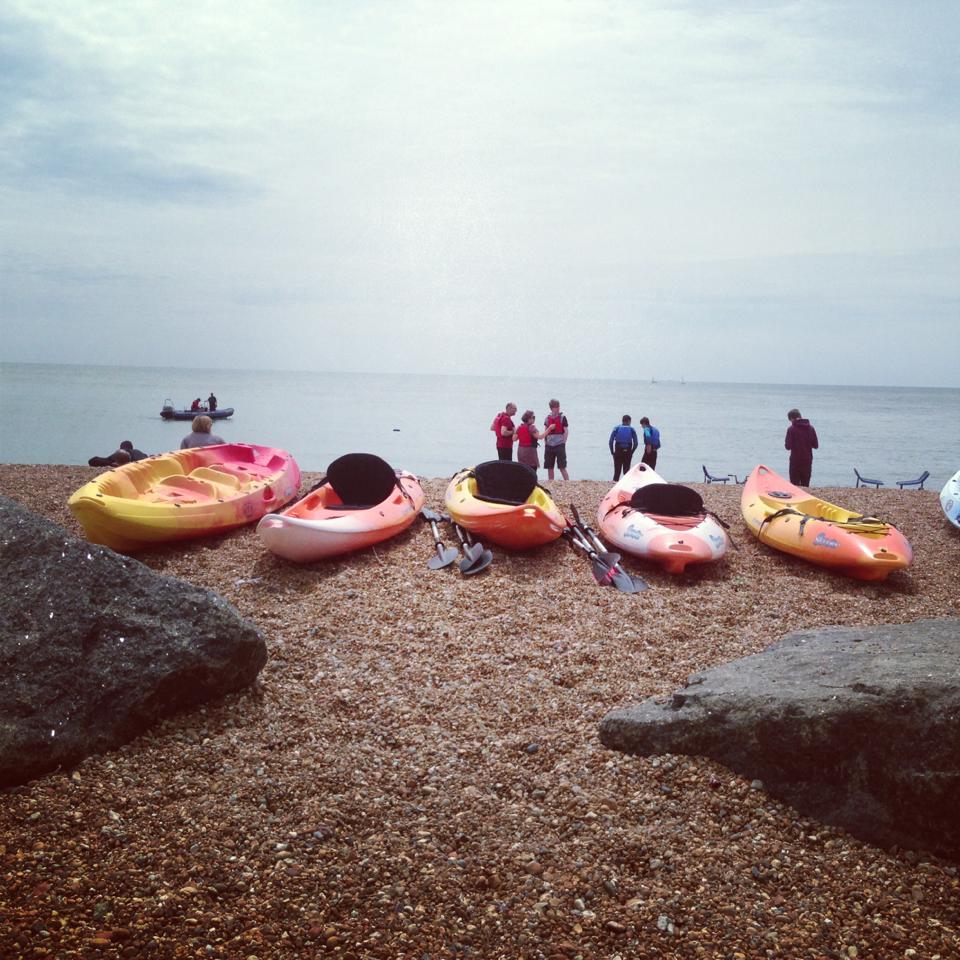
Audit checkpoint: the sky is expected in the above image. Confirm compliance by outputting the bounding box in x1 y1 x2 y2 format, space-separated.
1 0 958 387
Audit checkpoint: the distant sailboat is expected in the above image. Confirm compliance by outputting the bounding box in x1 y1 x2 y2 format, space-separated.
681 375 686 386
650 376 657 385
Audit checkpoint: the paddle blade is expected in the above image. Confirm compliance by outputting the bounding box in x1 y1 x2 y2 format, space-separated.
428 545 459 570
461 549 493 576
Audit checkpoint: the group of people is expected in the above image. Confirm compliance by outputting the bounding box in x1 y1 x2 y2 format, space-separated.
491 400 571 481
489 401 663 485
608 415 660 481
190 393 218 413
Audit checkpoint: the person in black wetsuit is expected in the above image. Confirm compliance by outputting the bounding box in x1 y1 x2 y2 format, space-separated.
88 440 148 468
207 393 218 412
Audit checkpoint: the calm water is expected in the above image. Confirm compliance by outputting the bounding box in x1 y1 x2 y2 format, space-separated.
1 363 957 488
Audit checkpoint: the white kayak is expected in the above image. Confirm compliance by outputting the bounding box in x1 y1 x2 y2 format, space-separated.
257 453 425 562
597 462 730 574
941 469 960 529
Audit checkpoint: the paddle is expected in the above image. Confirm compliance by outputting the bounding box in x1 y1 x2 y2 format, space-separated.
563 524 643 593
421 507 459 569
570 504 648 593
450 522 494 575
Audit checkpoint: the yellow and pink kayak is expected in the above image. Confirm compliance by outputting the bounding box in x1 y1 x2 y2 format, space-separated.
257 453 424 562
68 443 301 552
444 461 565 550
741 465 912 581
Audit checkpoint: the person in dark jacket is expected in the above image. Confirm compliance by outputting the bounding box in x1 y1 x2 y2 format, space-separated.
785 409 819 486
87 440 147 468
609 415 639 481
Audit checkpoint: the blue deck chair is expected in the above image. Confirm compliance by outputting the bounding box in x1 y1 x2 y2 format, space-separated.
896 470 930 490
854 468 883 488
703 465 733 484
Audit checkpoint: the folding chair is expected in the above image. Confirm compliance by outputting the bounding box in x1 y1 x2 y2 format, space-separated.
702 465 733 484
854 468 883 488
896 470 930 490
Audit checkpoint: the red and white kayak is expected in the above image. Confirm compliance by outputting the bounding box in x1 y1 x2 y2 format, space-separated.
257 453 424 562
597 463 729 574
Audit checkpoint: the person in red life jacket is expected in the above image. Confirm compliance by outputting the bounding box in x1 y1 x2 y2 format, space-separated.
190 398 202 411
785 408 819 486
608 414 639 481
543 398 570 481
640 416 660 470
491 402 518 461
516 410 545 475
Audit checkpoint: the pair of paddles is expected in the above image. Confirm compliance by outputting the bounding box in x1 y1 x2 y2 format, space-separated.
564 504 648 593
421 508 493 575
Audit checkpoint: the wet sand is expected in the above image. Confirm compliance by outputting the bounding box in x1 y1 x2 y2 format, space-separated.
1 465 958 958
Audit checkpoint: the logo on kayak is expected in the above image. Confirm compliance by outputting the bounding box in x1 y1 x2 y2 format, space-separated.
624 525 643 541
708 534 724 548
813 532 839 549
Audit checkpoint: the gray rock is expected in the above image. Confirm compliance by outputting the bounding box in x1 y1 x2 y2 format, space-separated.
0 495 267 787
600 619 960 860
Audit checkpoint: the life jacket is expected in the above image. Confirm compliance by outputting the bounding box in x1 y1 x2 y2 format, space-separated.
544 413 566 440
492 413 513 446
614 425 634 447
647 425 661 449
517 422 535 447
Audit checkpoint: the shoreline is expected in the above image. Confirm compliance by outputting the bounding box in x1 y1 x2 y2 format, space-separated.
2 466 958 957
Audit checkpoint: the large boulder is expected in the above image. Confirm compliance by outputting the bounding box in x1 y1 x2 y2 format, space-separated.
0 495 267 787
600 619 960 860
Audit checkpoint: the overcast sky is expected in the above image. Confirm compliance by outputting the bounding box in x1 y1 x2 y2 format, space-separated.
1 1 957 386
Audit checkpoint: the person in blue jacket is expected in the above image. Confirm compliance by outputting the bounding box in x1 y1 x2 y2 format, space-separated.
640 416 660 470
609 415 639 481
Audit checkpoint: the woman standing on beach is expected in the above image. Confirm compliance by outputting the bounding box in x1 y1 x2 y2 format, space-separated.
516 410 543 474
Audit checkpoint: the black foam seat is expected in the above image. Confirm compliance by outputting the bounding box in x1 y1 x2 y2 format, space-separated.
473 460 538 505
325 453 398 507
629 483 704 516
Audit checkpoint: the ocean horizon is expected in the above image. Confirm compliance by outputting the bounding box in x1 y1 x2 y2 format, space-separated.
1 361 957 488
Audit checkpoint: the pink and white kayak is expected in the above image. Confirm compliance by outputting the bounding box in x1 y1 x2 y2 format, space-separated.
257 453 424 562
597 463 729 574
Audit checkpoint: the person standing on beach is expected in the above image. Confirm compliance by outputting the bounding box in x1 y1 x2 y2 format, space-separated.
543 399 570 481
639 416 660 470
516 410 544 474
784 408 818 486
609 415 639 481
491 403 518 461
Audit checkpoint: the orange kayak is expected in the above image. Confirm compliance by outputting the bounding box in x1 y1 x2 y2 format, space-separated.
741 465 912 580
258 453 424 561
68 443 301 552
444 461 565 550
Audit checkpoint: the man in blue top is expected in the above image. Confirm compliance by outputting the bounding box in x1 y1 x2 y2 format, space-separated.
609 415 639 481
640 416 660 470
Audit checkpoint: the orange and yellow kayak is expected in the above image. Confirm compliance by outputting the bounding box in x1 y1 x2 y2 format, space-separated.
68 443 301 552
444 461 565 550
741 465 912 581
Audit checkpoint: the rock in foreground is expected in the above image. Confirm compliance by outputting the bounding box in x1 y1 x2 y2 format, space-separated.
600 618 960 860
0 495 267 787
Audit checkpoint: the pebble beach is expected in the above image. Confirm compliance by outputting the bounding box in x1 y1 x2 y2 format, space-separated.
1 464 958 959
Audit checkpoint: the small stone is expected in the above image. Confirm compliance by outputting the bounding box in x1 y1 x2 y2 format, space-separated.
750 779 764 791
606 920 626 932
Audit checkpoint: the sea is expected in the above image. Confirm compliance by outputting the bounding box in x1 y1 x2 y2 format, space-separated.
0 362 957 489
